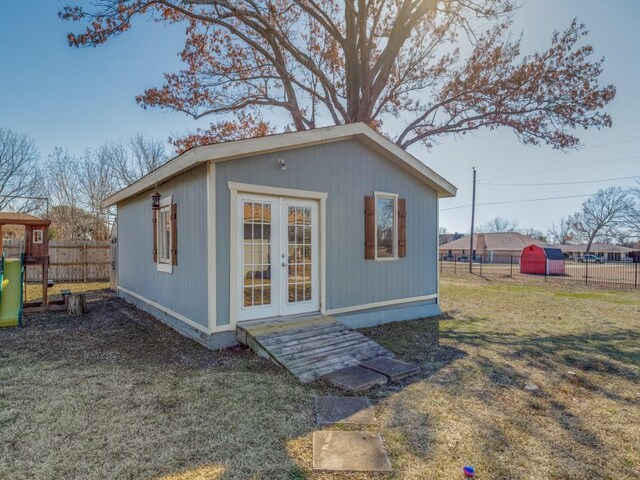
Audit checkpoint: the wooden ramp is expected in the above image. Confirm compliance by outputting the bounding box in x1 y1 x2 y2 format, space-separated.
237 316 393 383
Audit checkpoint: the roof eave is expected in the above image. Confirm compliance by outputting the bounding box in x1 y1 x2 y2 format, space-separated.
102 123 457 207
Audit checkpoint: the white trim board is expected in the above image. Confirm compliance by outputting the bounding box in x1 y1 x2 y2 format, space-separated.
228 181 328 200
156 195 173 274
228 182 328 329
206 162 217 331
118 286 212 335
103 123 456 207
373 191 399 262
326 294 438 316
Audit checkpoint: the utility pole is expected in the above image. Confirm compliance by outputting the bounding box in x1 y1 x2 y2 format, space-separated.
469 167 476 273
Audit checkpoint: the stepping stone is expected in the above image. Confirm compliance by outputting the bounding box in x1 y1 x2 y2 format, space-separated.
360 357 420 381
315 395 375 425
313 431 392 472
322 366 387 392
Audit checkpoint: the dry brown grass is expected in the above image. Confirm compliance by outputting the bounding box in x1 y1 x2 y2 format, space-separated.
1 278 639 479
24 281 111 303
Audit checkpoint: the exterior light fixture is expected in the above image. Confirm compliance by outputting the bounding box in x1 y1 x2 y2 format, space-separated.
278 158 287 171
151 191 161 210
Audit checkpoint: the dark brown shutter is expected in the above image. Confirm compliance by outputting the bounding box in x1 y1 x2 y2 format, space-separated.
152 209 158 263
398 198 407 258
171 203 178 265
364 195 375 259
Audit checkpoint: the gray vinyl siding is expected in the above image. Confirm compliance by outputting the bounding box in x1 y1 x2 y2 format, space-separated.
117 164 209 328
215 139 438 327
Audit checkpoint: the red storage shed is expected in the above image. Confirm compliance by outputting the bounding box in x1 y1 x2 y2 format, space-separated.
520 244 565 275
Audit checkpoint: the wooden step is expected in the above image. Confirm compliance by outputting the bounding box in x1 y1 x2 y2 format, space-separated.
237 315 394 383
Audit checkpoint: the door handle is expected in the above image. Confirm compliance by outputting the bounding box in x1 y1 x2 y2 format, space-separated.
281 262 287 267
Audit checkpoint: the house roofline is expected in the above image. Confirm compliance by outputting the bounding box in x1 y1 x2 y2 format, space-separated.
102 123 457 207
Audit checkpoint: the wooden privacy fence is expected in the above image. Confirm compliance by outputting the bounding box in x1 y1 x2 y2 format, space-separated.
3 240 110 282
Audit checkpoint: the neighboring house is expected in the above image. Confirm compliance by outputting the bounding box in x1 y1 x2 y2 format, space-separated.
439 232 547 262
559 243 638 261
439 232 464 246
103 123 457 349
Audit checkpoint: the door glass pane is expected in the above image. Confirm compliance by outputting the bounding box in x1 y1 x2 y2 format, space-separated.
287 204 311 304
242 201 272 308
376 197 395 258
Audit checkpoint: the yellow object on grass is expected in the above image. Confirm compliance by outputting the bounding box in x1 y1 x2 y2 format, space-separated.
0 258 23 327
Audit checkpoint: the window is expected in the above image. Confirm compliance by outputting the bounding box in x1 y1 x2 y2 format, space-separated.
33 229 43 244
156 196 173 273
374 192 398 260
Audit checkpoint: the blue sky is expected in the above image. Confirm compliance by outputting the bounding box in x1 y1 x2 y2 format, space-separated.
1 0 638 234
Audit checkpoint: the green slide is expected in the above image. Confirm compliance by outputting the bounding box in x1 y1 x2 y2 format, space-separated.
0 255 24 327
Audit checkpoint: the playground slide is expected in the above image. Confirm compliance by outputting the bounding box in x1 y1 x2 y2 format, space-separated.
0 256 24 327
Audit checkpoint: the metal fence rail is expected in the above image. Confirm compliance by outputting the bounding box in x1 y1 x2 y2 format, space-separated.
440 254 640 290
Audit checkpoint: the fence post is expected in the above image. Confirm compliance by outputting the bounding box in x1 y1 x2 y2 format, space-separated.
82 243 88 282
585 259 588 286
480 255 483 276
440 255 443 274
454 256 457 274
635 262 638 289
510 255 513 277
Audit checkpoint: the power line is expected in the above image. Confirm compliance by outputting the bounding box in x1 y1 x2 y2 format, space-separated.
478 175 639 187
474 154 640 183
437 136 640 178
440 192 596 212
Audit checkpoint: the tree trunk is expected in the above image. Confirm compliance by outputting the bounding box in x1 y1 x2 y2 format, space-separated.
68 294 87 315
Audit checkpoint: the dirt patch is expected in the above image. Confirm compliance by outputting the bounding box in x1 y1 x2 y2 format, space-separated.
14 290 242 369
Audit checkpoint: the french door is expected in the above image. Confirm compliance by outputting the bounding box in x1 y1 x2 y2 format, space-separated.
237 194 319 321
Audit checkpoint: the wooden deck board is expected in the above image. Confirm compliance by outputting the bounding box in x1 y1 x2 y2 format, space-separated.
237 315 393 383
241 316 337 338
257 323 348 346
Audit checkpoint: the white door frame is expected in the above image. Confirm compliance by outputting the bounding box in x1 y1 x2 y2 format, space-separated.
278 197 320 317
235 193 281 321
228 182 327 329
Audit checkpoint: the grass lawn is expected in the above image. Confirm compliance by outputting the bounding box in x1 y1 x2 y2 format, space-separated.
24 281 111 304
1 278 638 479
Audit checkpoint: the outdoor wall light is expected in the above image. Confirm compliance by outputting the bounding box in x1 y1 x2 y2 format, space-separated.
151 191 161 210
278 158 287 171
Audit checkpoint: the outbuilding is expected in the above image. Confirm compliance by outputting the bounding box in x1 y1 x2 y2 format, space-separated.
520 244 565 275
104 123 457 349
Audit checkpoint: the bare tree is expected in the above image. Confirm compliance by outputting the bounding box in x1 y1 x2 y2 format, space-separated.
628 180 640 239
47 148 81 208
46 149 85 239
47 205 104 241
0 127 45 212
477 217 519 233
107 134 168 187
79 149 117 240
568 187 634 253
45 135 167 240
521 227 547 242
547 216 574 245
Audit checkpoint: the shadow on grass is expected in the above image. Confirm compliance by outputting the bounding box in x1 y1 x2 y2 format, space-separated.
0 292 315 480
360 311 640 477
442 322 639 379
4 292 637 479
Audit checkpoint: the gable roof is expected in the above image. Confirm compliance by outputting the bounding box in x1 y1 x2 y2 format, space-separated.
543 247 565 260
439 232 548 252
0 212 50 226
558 243 637 253
103 123 457 207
